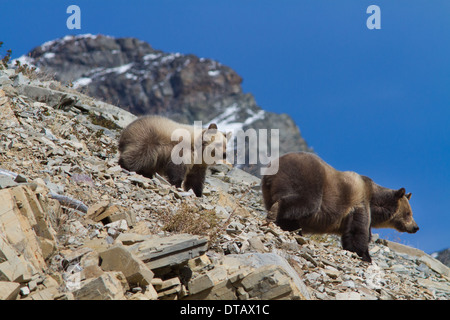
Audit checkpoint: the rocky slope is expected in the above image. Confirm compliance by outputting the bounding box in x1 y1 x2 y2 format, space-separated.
15 34 310 176
0 66 449 300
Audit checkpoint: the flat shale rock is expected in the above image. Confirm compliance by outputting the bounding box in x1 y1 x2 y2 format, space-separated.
127 234 209 271
71 271 128 300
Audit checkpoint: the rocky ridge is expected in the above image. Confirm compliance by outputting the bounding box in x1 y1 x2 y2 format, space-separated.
0 67 449 300
15 34 311 177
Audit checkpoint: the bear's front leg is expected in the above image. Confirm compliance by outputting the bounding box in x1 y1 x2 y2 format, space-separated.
184 165 207 197
266 202 279 223
341 206 372 263
166 162 187 188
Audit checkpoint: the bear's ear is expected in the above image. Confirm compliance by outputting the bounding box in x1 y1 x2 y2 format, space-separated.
208 123 218 130
406 192 412 200
395 188 406 199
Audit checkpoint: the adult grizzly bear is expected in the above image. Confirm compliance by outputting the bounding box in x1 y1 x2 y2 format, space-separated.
118 115 230 197
261 152 419 262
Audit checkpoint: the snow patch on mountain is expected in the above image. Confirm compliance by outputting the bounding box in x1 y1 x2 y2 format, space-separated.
108 63 134 74
208 103 266 134
11 55 37 70
72 77 93 88
40 33 104 50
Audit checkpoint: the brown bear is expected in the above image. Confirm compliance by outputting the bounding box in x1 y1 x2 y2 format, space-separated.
261 152 419 262
118 115 230 197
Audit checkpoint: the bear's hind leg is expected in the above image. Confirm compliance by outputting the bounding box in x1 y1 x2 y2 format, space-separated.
275 194 318 232
341 206 372 263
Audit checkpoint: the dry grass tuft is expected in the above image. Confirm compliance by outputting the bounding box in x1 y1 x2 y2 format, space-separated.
161 202 220 243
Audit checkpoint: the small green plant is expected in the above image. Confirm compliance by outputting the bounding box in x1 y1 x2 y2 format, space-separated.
88 112 120 131
0 41 12 69
14 59 37 77
1 41 37 76
95 128 104 138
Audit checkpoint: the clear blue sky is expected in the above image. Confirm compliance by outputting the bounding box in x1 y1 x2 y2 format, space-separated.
1 1 449 253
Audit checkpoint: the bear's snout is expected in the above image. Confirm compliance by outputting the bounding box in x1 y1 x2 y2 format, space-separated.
408 224 419 233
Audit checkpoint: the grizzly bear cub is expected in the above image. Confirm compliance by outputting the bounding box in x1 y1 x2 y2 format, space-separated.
118 115 230 197
261 152 419 262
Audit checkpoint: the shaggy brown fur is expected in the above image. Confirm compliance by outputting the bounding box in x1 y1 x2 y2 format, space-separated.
118 116 229 197
261 152 418 262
